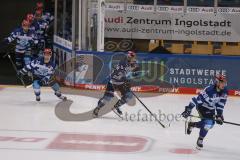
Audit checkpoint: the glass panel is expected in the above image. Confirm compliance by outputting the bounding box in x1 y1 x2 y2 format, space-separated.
57 0 63 37
133 0 154 5
218 0 240 7
64 0 72 41
106 0 133 3
187 0 214 7
157 0 184 6
75 0 80 49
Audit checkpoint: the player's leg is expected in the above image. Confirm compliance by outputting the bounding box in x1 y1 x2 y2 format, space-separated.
50 80 67 100
194 107 215 149
23 55 33 79
33 80 41 101
113 82 133 115
187 107 213 134
93 82 114 117
196 119 215 149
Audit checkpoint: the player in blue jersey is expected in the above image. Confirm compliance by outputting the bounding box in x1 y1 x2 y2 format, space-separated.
1 20 38 70
32 9 49 55
26 13 37 32
181 74 228 149
18 48 67 101
93 51 140 117
34 2 54 48
35 1 54 25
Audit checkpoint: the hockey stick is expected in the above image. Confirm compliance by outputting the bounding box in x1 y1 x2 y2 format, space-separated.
7 54 26 88
131 91 166 128
26 83 33 88
189 115 240 126
2 52 9 58
127 70 149 79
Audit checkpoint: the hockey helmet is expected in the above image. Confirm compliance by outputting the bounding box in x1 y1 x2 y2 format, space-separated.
22 19 30 28
26 13 34 23
35 9 43 19
215 74 227 90
44 48 52 56
127 51 136 61
36 2 44 9
43 48 52 63
215 74 227 83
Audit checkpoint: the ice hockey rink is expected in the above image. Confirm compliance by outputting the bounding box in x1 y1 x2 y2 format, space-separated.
0 85 239 160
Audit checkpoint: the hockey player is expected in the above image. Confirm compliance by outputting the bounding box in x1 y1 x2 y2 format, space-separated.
181 74 228 149
26 13 36 32
36 1 44 10
35 2 54 24
1 19 38 70
93 51 140 117
18 48 67 101
32 9 49 54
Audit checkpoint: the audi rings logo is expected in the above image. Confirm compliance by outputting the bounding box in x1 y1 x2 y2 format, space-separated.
217 8 231 13
105 40 134 52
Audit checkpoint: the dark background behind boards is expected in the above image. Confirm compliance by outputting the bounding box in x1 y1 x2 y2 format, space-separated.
0 0 54 84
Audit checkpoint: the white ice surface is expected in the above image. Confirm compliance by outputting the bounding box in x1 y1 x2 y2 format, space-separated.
0 86 239 160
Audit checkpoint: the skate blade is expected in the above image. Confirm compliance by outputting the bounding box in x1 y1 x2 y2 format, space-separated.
59 96 67 101
92 113 99 118
196 146 202 150
112 109 123 119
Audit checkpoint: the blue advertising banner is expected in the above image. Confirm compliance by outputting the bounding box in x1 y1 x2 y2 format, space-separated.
71 51 240 90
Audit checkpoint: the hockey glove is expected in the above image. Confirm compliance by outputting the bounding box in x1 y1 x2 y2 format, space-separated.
17 69 27 77
216 115 224 125
40 77 49 86
181 106 192 118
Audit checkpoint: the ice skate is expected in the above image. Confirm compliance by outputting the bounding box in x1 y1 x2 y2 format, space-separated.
55 91 67 101
196 137 203 150
93 107 101 117
36 95 40 101
187 121 195 135
113 106 123 116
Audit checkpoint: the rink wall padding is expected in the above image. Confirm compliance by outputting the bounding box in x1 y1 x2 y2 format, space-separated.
53 45 240 96
59 83 240 97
